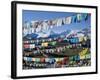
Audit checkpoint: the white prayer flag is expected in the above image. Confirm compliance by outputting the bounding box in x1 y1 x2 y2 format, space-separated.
65 16 72 24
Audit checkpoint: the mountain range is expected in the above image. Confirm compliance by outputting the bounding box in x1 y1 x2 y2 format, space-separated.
24 28 90 40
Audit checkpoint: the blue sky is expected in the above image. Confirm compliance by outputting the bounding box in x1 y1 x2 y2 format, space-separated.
22 10 91 33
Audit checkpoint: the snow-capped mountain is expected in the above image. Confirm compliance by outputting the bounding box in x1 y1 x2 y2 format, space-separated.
66 28 90 38
37 30 50 38
24 28 90 40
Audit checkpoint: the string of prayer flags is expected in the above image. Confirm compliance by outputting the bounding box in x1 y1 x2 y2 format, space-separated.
23 13 89 36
